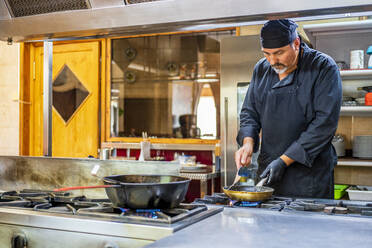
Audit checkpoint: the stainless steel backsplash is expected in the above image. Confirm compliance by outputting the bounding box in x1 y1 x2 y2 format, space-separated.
0 156 180 198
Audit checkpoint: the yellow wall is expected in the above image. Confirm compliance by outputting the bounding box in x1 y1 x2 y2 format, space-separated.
0 41 19 155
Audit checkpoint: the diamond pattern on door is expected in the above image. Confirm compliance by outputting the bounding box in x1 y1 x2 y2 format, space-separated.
52 64 89 123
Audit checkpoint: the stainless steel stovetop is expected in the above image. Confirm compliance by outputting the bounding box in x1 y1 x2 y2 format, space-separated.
0 190 222 248
194 192 372 218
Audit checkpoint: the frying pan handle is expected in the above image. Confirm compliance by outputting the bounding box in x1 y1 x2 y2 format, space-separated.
53 185 120 192
103 177 122 184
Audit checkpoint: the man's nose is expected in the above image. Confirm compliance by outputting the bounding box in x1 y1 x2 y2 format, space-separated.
268 54 279 64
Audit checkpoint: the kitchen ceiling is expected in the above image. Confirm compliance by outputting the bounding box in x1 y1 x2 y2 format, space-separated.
0 0 372 42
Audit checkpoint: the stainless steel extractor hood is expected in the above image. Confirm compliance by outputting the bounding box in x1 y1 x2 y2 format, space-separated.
1 0 372 42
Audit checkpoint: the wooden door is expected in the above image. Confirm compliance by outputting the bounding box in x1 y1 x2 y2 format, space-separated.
31 41 100 158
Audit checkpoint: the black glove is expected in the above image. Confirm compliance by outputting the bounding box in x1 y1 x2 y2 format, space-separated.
260 158 287 186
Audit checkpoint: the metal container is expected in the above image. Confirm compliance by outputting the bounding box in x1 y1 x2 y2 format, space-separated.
99 148 111 160
332 135 345 157
353 135 372 159
347 186 372 201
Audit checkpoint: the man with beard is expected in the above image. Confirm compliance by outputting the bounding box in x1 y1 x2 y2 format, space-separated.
235 19 342 198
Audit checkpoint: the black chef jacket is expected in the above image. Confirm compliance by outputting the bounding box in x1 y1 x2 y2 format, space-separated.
237 43 342 198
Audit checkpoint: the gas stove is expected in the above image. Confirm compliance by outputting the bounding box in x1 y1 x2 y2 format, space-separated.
194 193 372 217
0 189 222 248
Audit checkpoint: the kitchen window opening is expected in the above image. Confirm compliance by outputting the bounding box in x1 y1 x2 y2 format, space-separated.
110 30 234 139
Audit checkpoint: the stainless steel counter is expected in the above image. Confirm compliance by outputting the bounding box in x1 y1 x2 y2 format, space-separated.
0 205 222 248
146 207 372 248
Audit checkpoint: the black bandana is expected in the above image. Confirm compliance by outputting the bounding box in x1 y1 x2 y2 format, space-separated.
260 19 298 49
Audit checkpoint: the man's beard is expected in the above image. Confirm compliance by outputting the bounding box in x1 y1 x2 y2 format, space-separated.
271 63 288 74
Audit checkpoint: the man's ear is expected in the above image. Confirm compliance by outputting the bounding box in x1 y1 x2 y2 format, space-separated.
294 37 301 51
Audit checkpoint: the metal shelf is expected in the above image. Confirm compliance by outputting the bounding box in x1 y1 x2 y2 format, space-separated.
340 106 372 116
340 69 372 78
102 142 216 151
338 158 372 167
303 20 372 45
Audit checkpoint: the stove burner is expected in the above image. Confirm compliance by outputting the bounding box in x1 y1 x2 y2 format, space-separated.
234 201 261 207
0 189 209 224
119 209 161 219
0 199 32 207
194 193 230 205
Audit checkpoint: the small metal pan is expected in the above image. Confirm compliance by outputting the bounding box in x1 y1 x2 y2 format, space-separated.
223 185 274 202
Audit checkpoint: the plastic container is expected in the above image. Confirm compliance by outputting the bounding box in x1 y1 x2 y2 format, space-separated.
178 155 196 166
334 184 349 200
346 186 372 201
350 50 364 69
367 45 372 69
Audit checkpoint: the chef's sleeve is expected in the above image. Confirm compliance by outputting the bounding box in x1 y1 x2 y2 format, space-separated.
284 63 342 167
237 68 262 152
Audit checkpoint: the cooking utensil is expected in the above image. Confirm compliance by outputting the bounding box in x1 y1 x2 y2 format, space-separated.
256 176 268 187
227 166 250 190
55 170 191 209
91 164 121 184
104 175 190 209
54 185 120 192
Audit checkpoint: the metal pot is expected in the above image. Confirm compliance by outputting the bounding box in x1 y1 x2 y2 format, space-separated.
223 185 274 202
103 175 191 209
332 135 345 157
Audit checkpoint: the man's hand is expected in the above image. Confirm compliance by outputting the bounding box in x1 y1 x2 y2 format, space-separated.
235 137 254 169
260 158 287 185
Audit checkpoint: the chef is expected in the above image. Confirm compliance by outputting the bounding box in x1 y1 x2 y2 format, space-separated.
235 19 342 198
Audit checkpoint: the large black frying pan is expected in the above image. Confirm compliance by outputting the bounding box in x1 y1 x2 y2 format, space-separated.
103 175 190 209
54 175 190 209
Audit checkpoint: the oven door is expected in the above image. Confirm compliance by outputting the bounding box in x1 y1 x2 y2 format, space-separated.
0 223 152 248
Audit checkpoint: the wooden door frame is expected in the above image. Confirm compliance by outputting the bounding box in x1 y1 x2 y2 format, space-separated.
19 39 107 156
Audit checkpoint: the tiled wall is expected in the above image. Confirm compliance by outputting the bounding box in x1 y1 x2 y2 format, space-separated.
0 41 19 155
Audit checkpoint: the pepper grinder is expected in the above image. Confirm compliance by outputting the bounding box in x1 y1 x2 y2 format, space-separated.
367 45 372 69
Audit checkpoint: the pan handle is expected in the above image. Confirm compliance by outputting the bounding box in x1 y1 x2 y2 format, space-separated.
53 185 120 192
